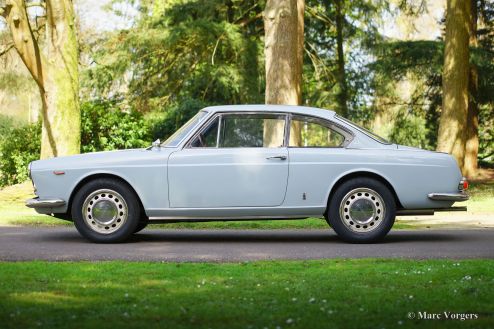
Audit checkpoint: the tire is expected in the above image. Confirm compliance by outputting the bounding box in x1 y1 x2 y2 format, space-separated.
71 178 141 243
326 177 396 243
134 219 149 233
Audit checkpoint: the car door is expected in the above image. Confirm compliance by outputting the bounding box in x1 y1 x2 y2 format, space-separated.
284 115 352 207
168 112 289 208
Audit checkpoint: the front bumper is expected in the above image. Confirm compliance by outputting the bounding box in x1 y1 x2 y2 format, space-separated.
26 197 66 208
427 192 469 202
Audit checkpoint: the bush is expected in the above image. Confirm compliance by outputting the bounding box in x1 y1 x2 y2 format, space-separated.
0 114 18 138
479 105 494 167
0 123 41 187
81 101 151 153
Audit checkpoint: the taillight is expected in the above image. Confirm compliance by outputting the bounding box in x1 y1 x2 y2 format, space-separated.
459 177 469 191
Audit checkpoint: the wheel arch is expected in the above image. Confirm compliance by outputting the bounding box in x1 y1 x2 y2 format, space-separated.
326 170 404 214
68 173 146 219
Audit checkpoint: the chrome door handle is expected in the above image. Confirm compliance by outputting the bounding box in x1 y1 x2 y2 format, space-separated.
266 155 287 160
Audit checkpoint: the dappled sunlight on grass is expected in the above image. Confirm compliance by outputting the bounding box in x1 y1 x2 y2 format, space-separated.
10 291 82 305
463 182 494 213
0 260 493 328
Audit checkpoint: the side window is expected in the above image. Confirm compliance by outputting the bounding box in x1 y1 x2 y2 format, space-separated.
219 114 286 148
289 116 345 147
190 116 219 147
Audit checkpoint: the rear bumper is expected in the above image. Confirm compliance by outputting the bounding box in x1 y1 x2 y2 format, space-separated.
427 192 469 202
397 206 467 216
26 197 66 208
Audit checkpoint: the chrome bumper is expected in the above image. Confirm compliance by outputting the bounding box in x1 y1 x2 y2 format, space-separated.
427 192 469 202
26 197 66 208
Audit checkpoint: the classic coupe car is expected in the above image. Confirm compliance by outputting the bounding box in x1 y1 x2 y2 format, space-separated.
26 105 468 243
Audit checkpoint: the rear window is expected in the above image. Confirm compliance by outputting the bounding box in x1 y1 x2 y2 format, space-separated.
335 115 391 144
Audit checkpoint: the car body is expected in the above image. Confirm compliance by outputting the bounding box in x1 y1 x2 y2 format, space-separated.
26 105 468 243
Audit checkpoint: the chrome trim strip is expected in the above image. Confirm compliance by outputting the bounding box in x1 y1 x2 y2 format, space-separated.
26 198 66 208
183 111 290 149
288 114 354 147
427 193 469 201
148 215 314 222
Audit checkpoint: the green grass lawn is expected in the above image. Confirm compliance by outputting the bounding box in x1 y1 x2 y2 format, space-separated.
0 259 492 329
0 181 492 229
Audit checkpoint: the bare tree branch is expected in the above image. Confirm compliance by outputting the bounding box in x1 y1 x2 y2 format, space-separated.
0 42 14 57
235 12 262 27
2 0 47 89
306 5 335 27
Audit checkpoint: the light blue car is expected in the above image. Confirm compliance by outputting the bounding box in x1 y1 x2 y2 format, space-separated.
26 105 469 243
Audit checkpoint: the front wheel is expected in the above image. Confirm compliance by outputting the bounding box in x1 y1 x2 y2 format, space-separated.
72 178 140 243
326 177 396 243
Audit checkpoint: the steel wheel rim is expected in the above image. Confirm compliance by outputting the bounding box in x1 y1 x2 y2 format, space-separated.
82 189 128 234
339 188 385 233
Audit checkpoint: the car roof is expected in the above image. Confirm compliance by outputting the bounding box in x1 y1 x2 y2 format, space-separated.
203 104 336 119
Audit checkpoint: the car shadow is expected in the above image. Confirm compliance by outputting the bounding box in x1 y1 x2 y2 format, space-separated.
124 229 466 244
33 227 472 245
129 230 338 243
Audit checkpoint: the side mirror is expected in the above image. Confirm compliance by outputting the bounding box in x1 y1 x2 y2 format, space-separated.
152 139 161 149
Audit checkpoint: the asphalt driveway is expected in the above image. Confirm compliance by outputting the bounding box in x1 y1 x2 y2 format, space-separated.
1 227 493 261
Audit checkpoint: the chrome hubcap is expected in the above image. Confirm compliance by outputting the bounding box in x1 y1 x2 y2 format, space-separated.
339 188 385 233
83 189 128 234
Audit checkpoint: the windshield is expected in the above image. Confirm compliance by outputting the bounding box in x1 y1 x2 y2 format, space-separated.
335 115 391 144
162 110 208 147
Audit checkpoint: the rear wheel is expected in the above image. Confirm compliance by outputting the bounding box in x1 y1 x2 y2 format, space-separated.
326 177 396 243
72 178 140 243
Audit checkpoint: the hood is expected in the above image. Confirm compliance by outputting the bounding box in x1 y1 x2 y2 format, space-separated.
31 147 174 171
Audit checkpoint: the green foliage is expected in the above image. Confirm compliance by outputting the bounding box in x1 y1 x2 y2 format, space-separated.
146 98 208 141
0 114 18 137
83 0 265 112
304 0 389 119
371 38 494 161
388 110 430 149
479 104 494 166
80 101 151 153
0 123 41 187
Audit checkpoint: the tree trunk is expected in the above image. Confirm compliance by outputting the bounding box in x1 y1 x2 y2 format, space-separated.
264 0 303 105
437 0 471 172
264 0 304 145
464 0 479 177
40 0 80 158
1 0 80 159
335 0 348 117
